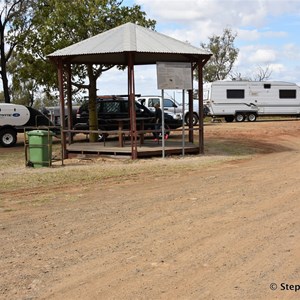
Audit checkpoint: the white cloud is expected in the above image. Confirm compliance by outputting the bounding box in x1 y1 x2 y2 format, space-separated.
249 48 278 64
262 31 287 39
235 45 278 66
268 63 285 74
137 0 300 28
283 43 300 60
237 29 261 41
161 21 218 45
237 29 287 42
123 0 300 90
134 0 299 53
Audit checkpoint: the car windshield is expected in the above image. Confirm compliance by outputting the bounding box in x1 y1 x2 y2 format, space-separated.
164 99 175 107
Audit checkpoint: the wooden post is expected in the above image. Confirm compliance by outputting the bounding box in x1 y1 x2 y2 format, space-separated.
188 89 193 143
188 64 196 143
66 64 73 144
57 59 67 159
197 60 204 154
197 55 212 154
127 52 137 159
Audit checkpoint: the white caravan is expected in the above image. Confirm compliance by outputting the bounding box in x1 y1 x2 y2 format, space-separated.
204 81 300 122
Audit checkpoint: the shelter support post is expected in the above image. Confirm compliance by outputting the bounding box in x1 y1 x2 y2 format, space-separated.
197 56 211 154
188 65 196 143
161 90 165 158
57 59 67 159
127 52 138 159
181 89 185 156
188 89 194 143
197 60 204 154
66 64 73 144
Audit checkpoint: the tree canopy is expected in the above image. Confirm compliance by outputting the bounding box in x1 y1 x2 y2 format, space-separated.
12 0 155 104
230 65 272 81
9 0 155 141
0 0 34 103
200 28 239 82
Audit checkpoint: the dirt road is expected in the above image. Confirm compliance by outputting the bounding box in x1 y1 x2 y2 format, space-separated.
1 120 300 299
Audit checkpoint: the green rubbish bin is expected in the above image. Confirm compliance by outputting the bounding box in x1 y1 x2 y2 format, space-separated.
27 130 54 167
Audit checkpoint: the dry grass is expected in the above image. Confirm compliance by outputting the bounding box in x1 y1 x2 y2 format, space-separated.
0 138 258 196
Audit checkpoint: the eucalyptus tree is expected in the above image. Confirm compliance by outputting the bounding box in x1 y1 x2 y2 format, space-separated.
15 0 155 141
230 65 272 81
0 0 34 103
199 28 239 82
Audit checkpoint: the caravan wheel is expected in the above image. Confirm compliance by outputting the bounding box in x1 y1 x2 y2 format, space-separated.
248 113 257 122
235 113 245 122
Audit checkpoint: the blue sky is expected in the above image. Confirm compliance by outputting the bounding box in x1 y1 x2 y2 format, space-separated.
99 0 300 101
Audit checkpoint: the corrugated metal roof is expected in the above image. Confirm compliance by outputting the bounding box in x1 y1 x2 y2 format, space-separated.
47 22 211 65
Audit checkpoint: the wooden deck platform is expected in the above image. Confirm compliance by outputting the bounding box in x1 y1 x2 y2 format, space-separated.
66 137 199 158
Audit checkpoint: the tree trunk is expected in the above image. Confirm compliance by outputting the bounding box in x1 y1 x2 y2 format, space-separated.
0 28 10 103
1 69 10 103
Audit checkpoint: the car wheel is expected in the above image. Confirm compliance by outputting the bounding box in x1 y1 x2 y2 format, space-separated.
185 113 199 126
248 113 257 122
235 113 245 122
0 128 17 147
224 116 234 122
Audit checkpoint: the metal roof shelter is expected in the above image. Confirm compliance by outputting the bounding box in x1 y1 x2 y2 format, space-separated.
48 22 212 159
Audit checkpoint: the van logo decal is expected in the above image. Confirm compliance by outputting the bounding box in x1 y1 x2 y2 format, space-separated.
12 113 20 117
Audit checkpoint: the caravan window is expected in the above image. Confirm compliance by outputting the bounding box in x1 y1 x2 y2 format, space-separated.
264 84 271 89
279 90 296 99
227 89 245 99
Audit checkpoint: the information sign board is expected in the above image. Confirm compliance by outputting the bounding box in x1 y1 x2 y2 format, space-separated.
156 62 192 90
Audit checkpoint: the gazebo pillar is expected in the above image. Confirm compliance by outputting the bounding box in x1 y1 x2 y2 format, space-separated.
197 60 204 154
57 58 67 159
197 57 211 154
127 52 138 159
188 89 193 143
66 64 73 144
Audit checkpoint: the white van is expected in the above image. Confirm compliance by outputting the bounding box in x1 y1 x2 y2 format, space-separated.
0 103 57 147
204 80 300 122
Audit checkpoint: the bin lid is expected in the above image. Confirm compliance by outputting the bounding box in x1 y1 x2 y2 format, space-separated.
27 130 55 136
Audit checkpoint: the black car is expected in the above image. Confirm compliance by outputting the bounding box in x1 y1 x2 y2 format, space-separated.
74 96 182 141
